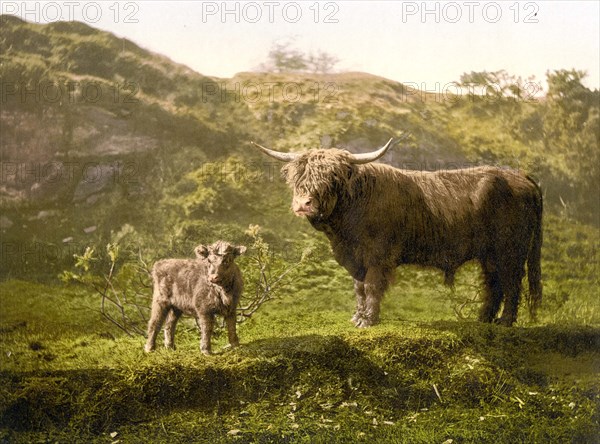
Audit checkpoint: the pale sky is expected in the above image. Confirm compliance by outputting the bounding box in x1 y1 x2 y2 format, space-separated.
6 1 600 91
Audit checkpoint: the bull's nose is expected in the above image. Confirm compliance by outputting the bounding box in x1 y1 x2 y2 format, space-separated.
292 196 313 215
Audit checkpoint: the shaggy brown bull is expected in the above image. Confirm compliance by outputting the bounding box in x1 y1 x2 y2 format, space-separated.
252 137 542 327
144 241 246 354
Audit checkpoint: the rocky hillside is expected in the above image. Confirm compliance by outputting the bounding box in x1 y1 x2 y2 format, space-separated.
0 15 597 278
0 15 479 208
1 14 231 201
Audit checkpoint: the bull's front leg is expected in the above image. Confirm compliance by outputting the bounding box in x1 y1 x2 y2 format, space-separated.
197 313 215 355
351 279 366 325
225 313 240 349
355 267 390 328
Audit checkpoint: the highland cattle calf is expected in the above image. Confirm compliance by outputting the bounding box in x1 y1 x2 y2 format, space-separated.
144 241 246 355
252 137 543 328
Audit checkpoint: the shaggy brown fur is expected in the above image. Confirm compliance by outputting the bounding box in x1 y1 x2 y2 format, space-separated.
279 148 543 327
144 241 246 355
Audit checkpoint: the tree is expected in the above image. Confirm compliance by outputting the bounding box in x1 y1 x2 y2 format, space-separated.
542 70 600 221
459 69 535 101
307 50 339 74
264 40 308 73
259 40 339 74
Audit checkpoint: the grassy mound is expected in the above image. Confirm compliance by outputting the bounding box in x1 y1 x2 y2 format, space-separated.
0 280 598 443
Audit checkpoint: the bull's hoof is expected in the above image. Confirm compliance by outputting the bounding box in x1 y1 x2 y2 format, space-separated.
143 344 155 353
354 317 378 328
494 317 515 327
201 349 212 356
350 312 362 324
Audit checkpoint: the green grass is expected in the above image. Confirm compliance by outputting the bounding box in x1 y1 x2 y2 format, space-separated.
1 276 599 442
0 215 598 442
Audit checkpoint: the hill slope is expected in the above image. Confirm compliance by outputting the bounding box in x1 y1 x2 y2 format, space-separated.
0 15 597 278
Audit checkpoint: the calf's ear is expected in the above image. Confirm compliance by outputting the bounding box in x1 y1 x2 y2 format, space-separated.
234 245 247 256
195 245 209 258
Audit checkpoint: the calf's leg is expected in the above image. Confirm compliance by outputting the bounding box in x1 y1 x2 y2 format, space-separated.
163 308 182 349
197 313 215 355
225 313 239 348
145 301 169 352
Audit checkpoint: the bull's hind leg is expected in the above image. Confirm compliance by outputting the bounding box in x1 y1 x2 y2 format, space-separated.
144 301 169 353
496 266 525 326
355 267 390 328
479 260 503 323
352 279 367 325
163 308 182 350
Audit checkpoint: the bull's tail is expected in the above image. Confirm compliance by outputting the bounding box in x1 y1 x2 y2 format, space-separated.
527 177 543 321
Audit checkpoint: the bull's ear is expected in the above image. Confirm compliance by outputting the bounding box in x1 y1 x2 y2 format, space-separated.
343 162 355 180
195 245 209 258
234 246 247 256
281 163 292 182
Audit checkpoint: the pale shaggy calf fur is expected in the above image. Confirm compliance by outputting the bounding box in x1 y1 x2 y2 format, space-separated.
144 241 246 355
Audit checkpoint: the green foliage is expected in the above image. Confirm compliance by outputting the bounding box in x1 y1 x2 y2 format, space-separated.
541 70 600 220
459 69 537 101
237 224 311 321
448 69 599 222
171 156 264 216
60 240 151 337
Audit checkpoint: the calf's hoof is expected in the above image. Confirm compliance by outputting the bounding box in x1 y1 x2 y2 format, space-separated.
222 342 239 351
144 344 155 353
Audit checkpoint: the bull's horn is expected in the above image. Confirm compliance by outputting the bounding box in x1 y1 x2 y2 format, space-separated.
348 138 396 164
250 141 299 162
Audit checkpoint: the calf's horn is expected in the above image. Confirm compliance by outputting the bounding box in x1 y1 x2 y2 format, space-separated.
250 141 299 162
347 137 396 164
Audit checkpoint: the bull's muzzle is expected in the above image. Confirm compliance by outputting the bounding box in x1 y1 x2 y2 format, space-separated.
292 196 314 216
